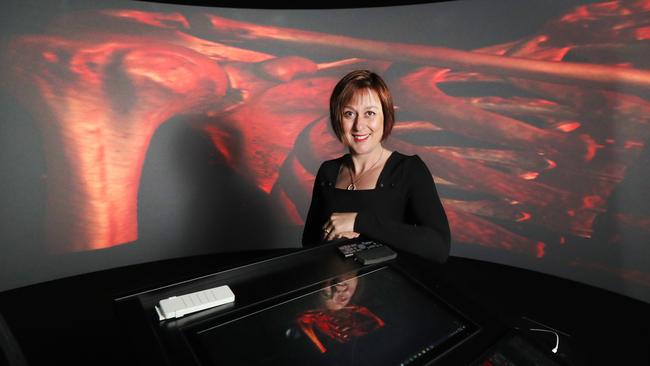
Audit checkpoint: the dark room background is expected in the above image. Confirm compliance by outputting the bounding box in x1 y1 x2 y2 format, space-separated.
1 0 649 304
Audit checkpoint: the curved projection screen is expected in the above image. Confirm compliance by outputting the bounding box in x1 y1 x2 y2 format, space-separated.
1 0 649 303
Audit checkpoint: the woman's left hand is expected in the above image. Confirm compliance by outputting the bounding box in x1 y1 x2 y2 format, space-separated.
322 212 359 241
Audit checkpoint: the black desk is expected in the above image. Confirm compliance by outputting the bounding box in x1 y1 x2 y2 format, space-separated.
113 242 571 365
1 243 648 365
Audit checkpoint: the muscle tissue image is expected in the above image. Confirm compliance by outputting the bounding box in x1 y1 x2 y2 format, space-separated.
2 0 649 301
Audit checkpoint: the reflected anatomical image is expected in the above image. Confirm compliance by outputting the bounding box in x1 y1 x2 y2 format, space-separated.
194 267 471 366
296 273 385 353
2 0 650 301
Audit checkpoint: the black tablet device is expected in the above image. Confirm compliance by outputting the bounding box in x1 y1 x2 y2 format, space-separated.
354 245 398 265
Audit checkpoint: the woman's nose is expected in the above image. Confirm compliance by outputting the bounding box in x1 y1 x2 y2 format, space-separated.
352 116 364 130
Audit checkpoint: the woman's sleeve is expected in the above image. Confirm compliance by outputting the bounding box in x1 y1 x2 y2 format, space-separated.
302 164 326 247
354 156 451 263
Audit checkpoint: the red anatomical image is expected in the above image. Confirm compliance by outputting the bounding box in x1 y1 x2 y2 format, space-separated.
297 306 385 353
2 0 650 299
296 273 384 353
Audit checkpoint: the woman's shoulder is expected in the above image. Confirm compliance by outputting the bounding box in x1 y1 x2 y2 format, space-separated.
383 151 432 185
315 154 347 180
321 154 346 167
387 151 426 170
318 154 346 171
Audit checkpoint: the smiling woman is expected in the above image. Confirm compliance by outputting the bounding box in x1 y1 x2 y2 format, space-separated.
302 70 451 263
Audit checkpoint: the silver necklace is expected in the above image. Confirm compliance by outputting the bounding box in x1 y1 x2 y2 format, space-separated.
347 148 384 190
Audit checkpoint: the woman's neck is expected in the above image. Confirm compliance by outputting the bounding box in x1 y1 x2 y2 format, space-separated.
349 145 384 174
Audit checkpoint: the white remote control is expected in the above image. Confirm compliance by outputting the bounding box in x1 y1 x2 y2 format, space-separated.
156 285 235 320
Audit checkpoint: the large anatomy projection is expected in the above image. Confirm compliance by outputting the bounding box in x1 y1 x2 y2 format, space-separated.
2 0 649 301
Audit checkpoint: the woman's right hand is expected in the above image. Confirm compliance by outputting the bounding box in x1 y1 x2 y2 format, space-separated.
322 212 359 241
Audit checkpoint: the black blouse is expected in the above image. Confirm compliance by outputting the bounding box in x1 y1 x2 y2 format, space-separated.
302 151 451 263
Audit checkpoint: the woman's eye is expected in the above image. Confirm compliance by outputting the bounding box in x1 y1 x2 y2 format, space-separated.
343 111 355 118
365 111 376 117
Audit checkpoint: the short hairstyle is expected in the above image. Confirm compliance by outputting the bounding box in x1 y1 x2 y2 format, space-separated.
329 70 395 142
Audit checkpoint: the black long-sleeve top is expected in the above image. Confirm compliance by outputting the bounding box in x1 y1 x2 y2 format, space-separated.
302 151 450 263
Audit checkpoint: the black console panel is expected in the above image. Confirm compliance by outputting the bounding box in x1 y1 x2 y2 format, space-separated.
114 242 572 365
1 243 648 365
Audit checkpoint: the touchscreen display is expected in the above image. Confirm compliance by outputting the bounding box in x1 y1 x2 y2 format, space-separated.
193 267 475 365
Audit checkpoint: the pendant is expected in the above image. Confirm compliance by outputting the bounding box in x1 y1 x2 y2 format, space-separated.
347 183 356 191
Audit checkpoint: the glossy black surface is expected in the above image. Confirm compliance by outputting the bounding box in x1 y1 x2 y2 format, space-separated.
0 244 648 365
115 244 484 365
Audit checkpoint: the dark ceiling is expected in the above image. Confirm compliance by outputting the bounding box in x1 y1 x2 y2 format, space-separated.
135 0 454 9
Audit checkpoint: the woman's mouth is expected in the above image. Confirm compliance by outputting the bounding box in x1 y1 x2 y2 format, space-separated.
352 133 370 142
335 294 350 305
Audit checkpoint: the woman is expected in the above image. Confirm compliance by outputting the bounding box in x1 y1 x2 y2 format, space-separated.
302 70 450 263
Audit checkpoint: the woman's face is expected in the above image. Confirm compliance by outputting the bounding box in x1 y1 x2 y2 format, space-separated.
340 88 384 156
322 275 359 311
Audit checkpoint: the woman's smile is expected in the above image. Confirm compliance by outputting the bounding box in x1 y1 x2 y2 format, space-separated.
352 133 370 142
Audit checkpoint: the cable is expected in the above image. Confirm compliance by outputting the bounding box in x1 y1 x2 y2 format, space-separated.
530 328 559 353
